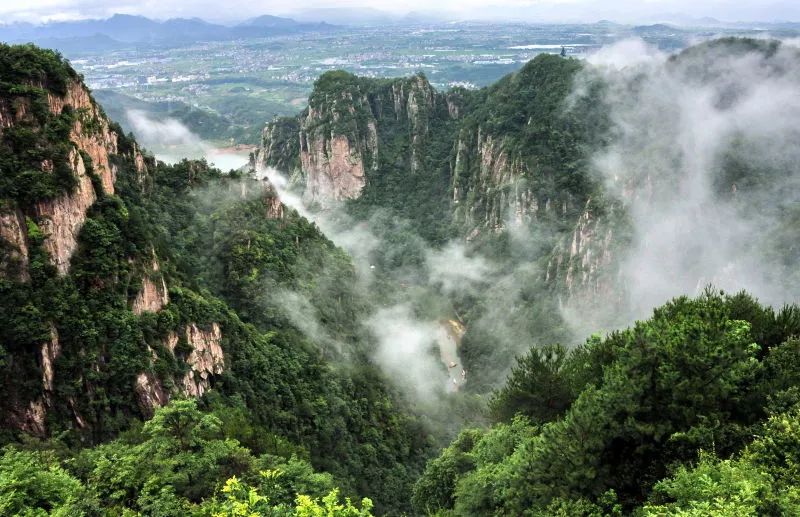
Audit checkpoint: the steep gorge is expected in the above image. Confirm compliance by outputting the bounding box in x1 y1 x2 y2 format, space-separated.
254 56 612 313
0 45 433 513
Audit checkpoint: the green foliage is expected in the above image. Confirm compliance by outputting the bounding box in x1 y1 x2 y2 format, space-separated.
414 291 800 515
489 343 586 423
0 447 89 516
0 45 88 206
642 407 800 515
0 43 78 97
0 401 372 516
4 41 800 517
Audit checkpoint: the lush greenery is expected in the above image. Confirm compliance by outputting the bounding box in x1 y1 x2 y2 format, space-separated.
0 44 429 515
0 399 375 516
3 40 800 517
0 44 84 205
413 290 800 515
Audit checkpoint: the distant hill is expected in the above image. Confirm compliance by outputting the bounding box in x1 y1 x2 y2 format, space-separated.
0 13 338 50
286 7 398 26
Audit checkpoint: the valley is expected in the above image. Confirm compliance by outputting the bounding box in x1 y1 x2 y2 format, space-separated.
1 12 800 516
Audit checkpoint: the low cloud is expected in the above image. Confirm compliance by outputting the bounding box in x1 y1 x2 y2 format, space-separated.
572 38 800 326
126 109 209 154
366 305 448 402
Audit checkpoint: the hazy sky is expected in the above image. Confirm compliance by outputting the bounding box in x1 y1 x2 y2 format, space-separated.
2 0 799 25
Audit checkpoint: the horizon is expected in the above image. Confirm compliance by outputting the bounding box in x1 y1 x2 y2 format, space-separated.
2 2 800 27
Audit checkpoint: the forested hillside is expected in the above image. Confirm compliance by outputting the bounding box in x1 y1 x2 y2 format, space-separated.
0 43 428 515
2 37 800 517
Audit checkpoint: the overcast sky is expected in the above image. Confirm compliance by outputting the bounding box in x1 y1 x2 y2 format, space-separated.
1 0 799 25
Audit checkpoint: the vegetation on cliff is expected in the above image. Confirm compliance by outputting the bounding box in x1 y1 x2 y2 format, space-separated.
0 45 428 515
3 38 800 517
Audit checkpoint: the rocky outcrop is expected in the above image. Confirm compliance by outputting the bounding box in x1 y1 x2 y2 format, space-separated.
300 134 366 205
547 200 616 296
134 323 225 414
40 326 61 394
34 149 97 275
132 275 169 314
182 323 224 397
546 200 624 332
132 142 148 176
0 207 30 281
262 180 285 219
0 97 32 130
134 372 169 416
132 254 169 315
9 326 61 436
257 72 453 207
452 131 545 239
47 80 118 194
1 79 122 278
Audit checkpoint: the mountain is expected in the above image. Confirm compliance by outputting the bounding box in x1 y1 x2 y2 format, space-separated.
0 43 427 514
237 14 332 31
3 37 800 516
254 36 800 383
286 7 399 26
249 37 800 515
0 13 338 50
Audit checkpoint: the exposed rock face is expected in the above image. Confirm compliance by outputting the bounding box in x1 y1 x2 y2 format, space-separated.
0 207 30 281
1 79 122 279
546 200 624 332
14 400 47 436
132 276 169 314
300 133 366 205
257 72 450 207
9 326 61 436
134 372 169 416
132 254 169 315
47 80 118 194
182 323 224 397
132 142 148 176
451 131 546 238
0 96 35 131
262 180 285 219
165 330 180 354
34 149 97 275
134 323 225 414
40 326 61 394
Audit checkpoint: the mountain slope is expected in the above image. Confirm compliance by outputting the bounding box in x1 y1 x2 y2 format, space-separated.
0 43 427 514
255 37 800 332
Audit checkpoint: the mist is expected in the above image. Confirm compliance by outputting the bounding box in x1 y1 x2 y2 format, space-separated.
256 166 480 412
247 38 800 420
126 109 249 171
575 38 800 326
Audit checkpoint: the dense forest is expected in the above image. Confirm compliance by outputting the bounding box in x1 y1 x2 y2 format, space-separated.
1 38 800 516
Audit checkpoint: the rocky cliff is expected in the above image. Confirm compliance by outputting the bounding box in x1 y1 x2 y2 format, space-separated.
1 78 123 276
0 206 29 280
254 71 461 209
135 323 225 416
132 252 169 315
46 80 118 194
0 46 228 438
33 147 98 275
255 55 610 290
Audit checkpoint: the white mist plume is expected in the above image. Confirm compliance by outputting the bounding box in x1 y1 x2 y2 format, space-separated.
366 306 450 402
426 242 491 296
587 38 665 68
126 109 210 153
578 38 800 322
256 165 475 402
